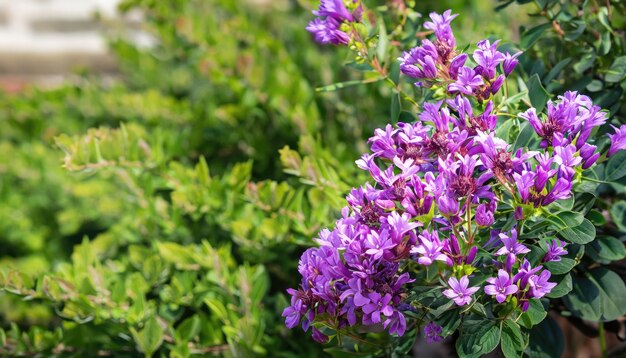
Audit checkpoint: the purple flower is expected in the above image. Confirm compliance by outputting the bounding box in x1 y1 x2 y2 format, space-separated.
282 292 305 329
489 74 505 95
424 322 443 343
423 10 458 49
543 239 567 262
384 311 407 336
365 229 396 260
485 269 518 303
450 54 468 78
528 270 557 298
311 327 329 344
512 259 542 288
608 124 626 157
313 0 353 21
306 18 350 45
442 276 480 306
398 41 439 81
579 143 600 169
502 51 522 76
447 67 483 95
411 230 447 266
495 228 530 257
361 292 394 324
473 39 505 79
475 201 495 227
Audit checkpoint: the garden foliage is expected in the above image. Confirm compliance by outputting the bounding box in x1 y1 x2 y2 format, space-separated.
0 0 624 357
285 0 626 357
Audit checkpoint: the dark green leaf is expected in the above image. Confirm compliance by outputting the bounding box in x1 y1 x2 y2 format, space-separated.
543 58 572 83
527 316 564 358
586 235 626 263
586 210 606 226
520 23 551 50
501 320 525 358
456 320 500 357
546 273 573 298
527 74 550 112
558 219 596 244
544 257 576 275
513 122 536 152
610 201 626 232
519 299 547 329
391 92 401 123
437 308 462 337
606 150 626 181
605 56 626 83
563 268 626 321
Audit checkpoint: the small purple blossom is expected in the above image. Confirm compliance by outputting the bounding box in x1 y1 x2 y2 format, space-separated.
485 270 519 303
495 228 530 257
543 239 567 262
306 17 350 45
442 276 480 306
473 39 505 79
424 322 443 343
502 51 522 76
528 270 557 298
475 201 495 226
411 229 447 266
608 124 626 157
423 10 458 49
447 67 483 95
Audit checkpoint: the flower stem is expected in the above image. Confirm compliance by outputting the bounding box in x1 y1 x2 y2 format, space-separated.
599 321 607 358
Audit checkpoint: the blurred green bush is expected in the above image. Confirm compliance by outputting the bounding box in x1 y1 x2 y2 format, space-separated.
0 0 388 355
0 0 558 356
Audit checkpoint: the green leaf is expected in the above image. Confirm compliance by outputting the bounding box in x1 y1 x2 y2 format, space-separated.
501 320 525 358
543 58 572 83
520 23 551 50
456 320 500 357
544 258 576 275
377 21 389 63
527 316 564 358
605 56 626 83
513 122 536 152
586 210 606 226
563 268 626 321
132 316 164 357
586 235 626 263
605 150 626 181
175 315 201 343
519 299 547 329
573 53 595 74
391 92 401 123
527 74 550 112
610 201 626 232
557 219 596 244
503 90 529 107
546 273 573 298
546 211 584 230
437 308 462 337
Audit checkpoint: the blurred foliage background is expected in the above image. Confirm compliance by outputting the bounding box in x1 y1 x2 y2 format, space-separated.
0 0 624 356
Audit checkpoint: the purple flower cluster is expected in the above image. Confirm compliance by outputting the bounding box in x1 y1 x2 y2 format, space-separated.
282 210 416 340
399 11 521 100
306 0 360 45
290 8 626 344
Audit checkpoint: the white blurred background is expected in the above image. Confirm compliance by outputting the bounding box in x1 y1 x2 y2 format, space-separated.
0 0 150 91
